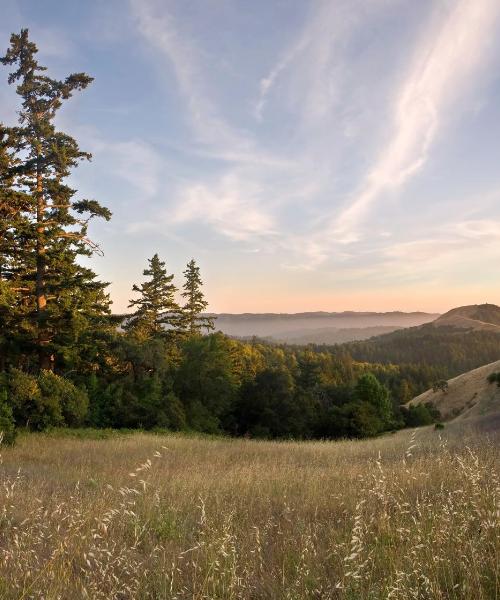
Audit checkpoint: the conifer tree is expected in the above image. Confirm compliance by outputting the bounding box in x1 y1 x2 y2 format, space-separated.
0 123 27 369
179 259 215 335
0 29 112 371
126 254 180 339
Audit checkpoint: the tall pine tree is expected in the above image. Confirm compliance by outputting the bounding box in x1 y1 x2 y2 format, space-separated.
126 254 181 340
179 259 215 335
0 29 112 371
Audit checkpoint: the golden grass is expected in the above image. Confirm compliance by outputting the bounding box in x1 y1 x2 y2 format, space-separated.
0 427 498 599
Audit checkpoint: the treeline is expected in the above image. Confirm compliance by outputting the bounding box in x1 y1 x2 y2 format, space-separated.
0 30 444 444
1 324 433 443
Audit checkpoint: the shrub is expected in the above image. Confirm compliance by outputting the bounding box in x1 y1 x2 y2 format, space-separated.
3 369 88 430
432 380 449 393
401 402 439 427
38 371 89 428
164 392 187 431
6 369 41 428
487 372 500 386
0 390 16 445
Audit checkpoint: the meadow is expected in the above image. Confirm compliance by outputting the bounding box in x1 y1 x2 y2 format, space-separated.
0 425 498 599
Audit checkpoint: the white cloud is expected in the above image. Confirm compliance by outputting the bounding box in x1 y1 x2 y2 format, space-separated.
333 0 500 242
254 34 310 121
172 173 276 242
130 0 257 159
66 124 165 199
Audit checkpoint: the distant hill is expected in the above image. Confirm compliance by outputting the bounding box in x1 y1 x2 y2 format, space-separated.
408 359 500 431
340 305 500 377
431 303 500 331
272 325 403 345
209 311 439 343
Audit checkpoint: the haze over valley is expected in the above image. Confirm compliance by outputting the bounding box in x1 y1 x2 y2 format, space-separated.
210 310 440 343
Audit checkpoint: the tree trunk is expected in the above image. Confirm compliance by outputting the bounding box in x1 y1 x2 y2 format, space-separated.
36 163 51 371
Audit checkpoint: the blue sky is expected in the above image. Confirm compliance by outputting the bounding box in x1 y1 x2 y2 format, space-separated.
2 0 500 313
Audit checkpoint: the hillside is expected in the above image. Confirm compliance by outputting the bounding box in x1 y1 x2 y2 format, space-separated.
209 311 439 342
431 303 500 331
408 359 500 426
272 325 403 344
340 304 500 376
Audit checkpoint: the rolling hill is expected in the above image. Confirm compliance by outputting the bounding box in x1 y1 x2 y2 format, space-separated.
271 325 404 344
408 359 500 430
431 303 500 331
341 303 500 376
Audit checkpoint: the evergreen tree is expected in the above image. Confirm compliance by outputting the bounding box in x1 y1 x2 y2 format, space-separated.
0 123 32 370
0 29 112 371
179 259 214 335
354 373 393 429
126 254 180 339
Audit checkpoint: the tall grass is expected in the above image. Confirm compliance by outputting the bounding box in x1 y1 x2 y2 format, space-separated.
0 427 498 598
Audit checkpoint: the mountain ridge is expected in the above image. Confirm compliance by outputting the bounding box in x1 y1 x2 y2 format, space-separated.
431 303 500 331
207 311 440 341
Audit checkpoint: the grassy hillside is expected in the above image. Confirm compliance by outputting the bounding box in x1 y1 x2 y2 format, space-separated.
409 359 500 424
0 429 498 599
432 303 500 330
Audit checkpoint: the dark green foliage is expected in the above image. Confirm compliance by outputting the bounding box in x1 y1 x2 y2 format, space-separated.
1 368 88 430
38 371 88 427
432 380 449 393
175 333 237 433
0 29 112 372
341 326 500 377
0 390 16 445
401 402 440 427
126 254 180 340
164 391 187 431
487 372 500 386
354 373 392 427
4 369 42 428
233 368 297 438
179 259 215 335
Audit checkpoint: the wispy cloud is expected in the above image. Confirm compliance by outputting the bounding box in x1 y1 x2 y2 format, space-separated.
70 126 165 199
172 173 276 242
131 0 257 161
254 34 310 121
333 0 500 242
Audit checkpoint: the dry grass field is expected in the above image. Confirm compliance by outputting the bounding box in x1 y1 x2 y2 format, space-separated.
0 426 498 599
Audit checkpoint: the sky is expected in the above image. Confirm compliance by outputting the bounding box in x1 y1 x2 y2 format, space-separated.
2 0 500 314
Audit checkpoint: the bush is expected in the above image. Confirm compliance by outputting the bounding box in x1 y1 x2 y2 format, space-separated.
164 392 187 431
402 402 440 427
3 369 88 430
0 390 16 445
487 372 500 386
432 380 449 393
38 371 88 427
6 369 41 428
